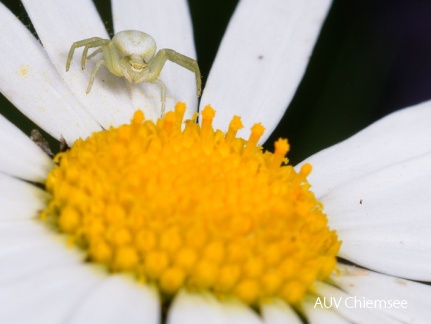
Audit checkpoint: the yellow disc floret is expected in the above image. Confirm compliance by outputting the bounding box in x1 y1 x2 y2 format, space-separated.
42 103 340 305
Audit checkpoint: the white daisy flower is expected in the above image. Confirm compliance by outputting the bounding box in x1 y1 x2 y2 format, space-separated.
0 1 430 323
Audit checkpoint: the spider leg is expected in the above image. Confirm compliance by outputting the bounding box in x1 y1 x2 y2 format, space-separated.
86 48 103 61
66 37 107 71
150 79 167 117
87 60 106 94
148 49 202 97
81 40 110 69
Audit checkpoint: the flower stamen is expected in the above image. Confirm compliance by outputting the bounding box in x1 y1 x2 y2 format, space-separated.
41 102 341 306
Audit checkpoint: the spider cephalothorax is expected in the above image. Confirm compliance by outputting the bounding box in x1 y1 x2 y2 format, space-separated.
66 30 201 116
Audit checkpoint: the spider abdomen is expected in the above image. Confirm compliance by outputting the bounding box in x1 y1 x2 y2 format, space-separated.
113 30 156 62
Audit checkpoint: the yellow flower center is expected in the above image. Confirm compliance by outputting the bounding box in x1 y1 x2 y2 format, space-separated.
41 103 340 305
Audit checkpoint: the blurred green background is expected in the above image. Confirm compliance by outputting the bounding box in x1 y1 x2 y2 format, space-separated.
1 0 431 164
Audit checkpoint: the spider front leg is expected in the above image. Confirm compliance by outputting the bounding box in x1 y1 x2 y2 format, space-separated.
150 79 167 117
81 40 110 69
148 49 202 98
85 48 103 62
66 37 109 71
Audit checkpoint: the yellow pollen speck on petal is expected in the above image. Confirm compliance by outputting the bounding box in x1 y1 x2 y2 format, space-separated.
20 65 28 77
41 102 340 307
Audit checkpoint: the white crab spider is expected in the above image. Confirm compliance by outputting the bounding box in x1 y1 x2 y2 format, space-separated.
66 30 202 116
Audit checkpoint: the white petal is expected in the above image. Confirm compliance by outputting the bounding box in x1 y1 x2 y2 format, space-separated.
22 0 138 128
112 0 199 120
323 152 431 280
0 114 54 182
201 0 332 141
69 275 160 324
313 282 395 323
0 262 103 324
0 244 78 286
0 173 49 221
0 222 157 324
331 264 431 323
300 102 431 280
0 3 101 143
168 291 262 324
167 290 225 324
0 221 84 282
219 299 263 324
302 297 349 324
299 100 431 199
261 299 302 324
0 221 101 323
0 237 82 286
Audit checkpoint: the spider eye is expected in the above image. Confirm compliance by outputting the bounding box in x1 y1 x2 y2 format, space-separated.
129 60 146 71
